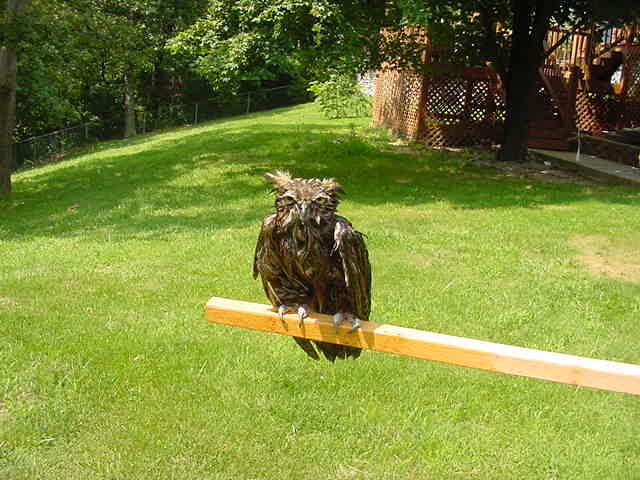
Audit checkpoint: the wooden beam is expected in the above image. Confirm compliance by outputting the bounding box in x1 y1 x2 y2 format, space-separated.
205 297 640 395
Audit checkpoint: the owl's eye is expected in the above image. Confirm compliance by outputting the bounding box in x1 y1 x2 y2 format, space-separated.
279 195 296 206
313 194 331 206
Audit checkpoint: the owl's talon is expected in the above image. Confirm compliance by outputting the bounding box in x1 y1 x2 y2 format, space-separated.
278 305 293 323
297 305 309 327
332 312 344 333
347 317 361 333
333 312 361 333
278 304 310 327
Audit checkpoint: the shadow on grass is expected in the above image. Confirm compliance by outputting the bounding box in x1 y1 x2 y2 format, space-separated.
2 112 639 243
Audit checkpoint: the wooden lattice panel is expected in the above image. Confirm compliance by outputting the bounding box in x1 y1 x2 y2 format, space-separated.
624 46 640 97
419 70 504 147
372 69 424 140
373 70 423 139
576 93 640 134
621 46 640 128
576 91 629 134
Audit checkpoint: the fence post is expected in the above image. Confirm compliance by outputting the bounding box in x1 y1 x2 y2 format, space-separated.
246 92 251 114
195 102 199 124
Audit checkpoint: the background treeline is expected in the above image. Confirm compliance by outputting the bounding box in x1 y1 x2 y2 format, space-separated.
13 0 315 143
7 0 640 148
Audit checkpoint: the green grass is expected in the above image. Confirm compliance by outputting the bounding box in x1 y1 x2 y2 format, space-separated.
2 103 640 479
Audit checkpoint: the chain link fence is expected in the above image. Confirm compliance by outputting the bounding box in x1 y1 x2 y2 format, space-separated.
11 85 298 171
13 124 96 171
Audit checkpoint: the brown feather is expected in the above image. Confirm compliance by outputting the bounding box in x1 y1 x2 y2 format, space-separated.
264 170 292 192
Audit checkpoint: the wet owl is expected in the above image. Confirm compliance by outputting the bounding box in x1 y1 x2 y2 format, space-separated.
253 170 371 361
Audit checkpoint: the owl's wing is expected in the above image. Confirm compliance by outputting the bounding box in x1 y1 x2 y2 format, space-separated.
253 214 283 305
334 216 371 321
253 214 310 307
253 214 274 279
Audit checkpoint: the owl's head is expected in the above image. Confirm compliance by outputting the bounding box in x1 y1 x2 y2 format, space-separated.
264 170 343 225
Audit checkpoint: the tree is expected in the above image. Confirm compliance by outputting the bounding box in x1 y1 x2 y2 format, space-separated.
496 0 640 162
0 0 29 196
95 0 208 137
498 0 558 161
0 0 211 183
75 1 163 139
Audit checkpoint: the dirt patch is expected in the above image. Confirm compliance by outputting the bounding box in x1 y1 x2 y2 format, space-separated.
0 404 9 422
540 204 578 211
394 176 412 184
406 253 433 268
383 141 597 185
570 235 640 282
472 156 594 184
0 296 17 306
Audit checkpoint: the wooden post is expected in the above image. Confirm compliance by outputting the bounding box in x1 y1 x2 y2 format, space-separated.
206 297 640 395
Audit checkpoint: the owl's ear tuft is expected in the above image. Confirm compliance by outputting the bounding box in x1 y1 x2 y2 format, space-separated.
321 177 344 195
264 170 292 192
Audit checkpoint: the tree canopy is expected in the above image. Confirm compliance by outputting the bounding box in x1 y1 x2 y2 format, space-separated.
168 0 393 92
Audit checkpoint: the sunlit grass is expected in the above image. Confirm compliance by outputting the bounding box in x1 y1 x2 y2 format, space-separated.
1 103 639 479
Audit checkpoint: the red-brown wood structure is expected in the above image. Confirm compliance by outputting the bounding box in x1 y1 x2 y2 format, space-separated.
372 25 640 150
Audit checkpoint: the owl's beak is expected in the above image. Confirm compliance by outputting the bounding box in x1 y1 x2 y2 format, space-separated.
299 201 311 223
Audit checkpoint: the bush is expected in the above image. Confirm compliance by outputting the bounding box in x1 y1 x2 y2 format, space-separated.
308 75 372 119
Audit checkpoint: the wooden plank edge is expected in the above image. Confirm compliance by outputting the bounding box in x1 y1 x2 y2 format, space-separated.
205 297 640 395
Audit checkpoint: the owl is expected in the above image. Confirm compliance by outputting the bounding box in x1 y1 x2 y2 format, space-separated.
253 170 371 361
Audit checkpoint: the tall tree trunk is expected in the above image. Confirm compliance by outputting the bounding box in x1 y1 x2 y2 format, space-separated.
498 44 538 161
123 70 136 138
0 46 16 196
498 0 556 162
0 0 29 196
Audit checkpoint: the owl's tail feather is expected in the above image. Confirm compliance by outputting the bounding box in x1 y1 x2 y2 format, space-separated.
293 337 320 360
313 341 361 362
292 338 361 361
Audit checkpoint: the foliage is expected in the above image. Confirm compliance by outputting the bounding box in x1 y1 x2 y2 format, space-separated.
168 0 390 93
12 1 82 140
387 1 511 71
2 103 640 478
307 74 371 119
11 0 210 141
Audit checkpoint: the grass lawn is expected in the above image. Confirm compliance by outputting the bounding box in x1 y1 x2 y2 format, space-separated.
1 103 640 479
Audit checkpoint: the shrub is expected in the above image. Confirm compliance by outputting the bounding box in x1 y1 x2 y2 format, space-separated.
308 74 372 119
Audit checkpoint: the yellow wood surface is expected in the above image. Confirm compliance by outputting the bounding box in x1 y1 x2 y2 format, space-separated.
205 297 640 395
